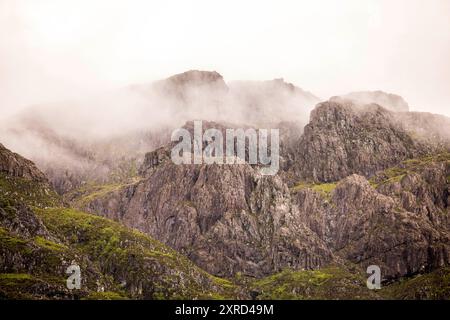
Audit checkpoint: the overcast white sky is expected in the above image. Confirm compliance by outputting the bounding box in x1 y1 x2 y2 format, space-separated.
1 0 449 117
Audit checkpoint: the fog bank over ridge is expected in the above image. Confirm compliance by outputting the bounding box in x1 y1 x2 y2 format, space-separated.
1 0 450 119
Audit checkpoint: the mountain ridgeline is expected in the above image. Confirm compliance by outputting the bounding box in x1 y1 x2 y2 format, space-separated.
1 70 449 299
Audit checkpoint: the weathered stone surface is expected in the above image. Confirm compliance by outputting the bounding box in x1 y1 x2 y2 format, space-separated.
293 155 450 280
78 99 450 281
85 152 450 281
285 99 432 183
85 161 333 277
0 143 47 182
0 143 241 299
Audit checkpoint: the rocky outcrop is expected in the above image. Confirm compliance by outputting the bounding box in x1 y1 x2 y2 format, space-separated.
83 160 333 277
76 98 450 281
284 99 432 183
82 151 450 281
0 143 47 182
292 154 450 280
0 143 242 299
1 71 320 195
162 70 228 91
149 70 230 112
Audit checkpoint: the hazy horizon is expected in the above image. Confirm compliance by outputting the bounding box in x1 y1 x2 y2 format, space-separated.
1 0 450 118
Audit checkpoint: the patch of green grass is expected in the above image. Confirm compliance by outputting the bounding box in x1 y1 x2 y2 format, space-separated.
33 207 239 299
251 265 379 300
65 180 139 208
0 173 60 208
311 183 337 194
0 227 28 251
291 181 337 199
84 291 129 300
0 273 69 299
210 275 236 289
381 267 450 300
370 167 407 187
0 273 33 281
0 273 39 299
34 236 67 252
370 152 450 187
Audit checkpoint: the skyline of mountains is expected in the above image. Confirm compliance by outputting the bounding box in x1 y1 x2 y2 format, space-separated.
1 70 449 299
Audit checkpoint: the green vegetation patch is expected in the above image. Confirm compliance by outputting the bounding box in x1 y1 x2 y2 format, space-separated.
65 180 139 208
84 291 129 300
34 207 239 299
0 172 60 208
291 181 337 199
34 236 67 252
381 267 450 300
0 273 33 281
0 227 29 251
370 152 450 187
251 266 379 300
0 273 69 299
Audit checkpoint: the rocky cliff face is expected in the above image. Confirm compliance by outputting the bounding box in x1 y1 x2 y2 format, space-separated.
0 143 47 182
284 99 434 183
2 79 450 299
82 159 333 277
1 71 320 196
73 98 450 284
0 144 241 299
293 155 450 280
159 70 228 95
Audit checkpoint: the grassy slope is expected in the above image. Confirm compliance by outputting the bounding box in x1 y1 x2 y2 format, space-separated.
380 267 450 300
369 152 450 187
249 265 380 300
1 153 449 299
0 172 239 299
249 265 450 300
35 207 239 299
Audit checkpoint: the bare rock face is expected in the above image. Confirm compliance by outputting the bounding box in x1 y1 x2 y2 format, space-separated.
0 143 243 299
337 91 410 112
293 154 450 280
83 159 333 277
154 70 229 103
0 143 47 182
164 70 227 89
77 100 450 281
331 175 448 279
285 99 430 183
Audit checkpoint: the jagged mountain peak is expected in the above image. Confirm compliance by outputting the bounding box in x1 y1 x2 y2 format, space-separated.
284 98 431 183
165 70 225 86
156 70 229 95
